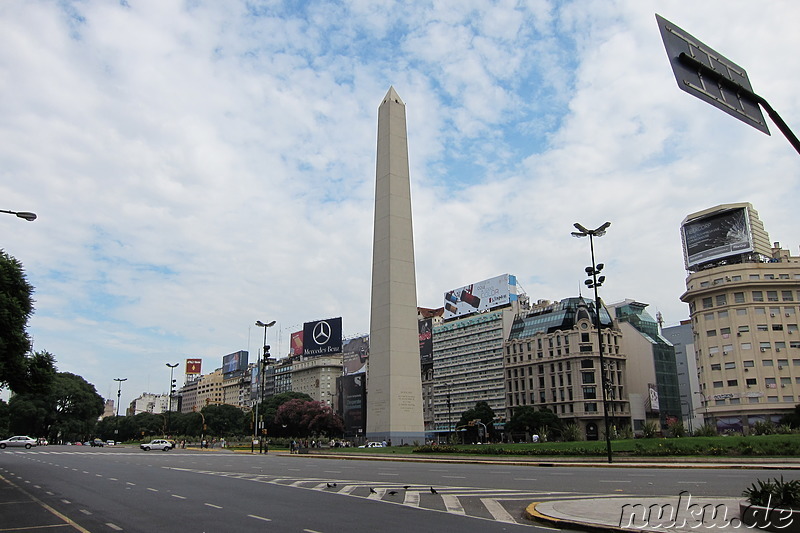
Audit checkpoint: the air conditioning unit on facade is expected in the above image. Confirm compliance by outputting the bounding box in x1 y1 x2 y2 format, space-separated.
761 348 766 352
779 365 784 370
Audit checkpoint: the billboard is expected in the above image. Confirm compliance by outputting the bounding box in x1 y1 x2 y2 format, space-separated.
222 350 249 375
302 317 343 357
186 358 202 375
648 383 660 413
682 207 753 270
290 331 304 356
342 335 369 375
419 318 433 365
443 273 518 319
337 373 366 437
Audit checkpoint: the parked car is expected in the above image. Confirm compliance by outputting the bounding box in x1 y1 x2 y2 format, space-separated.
140 439 174 451
89 439 105 447
358 442 385 448
0 436 38 449
106 440 116 446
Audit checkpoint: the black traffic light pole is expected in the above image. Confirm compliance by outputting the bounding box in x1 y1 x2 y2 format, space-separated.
166 363 179 435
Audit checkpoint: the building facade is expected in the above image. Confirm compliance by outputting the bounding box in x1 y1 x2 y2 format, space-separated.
505 297 630 440
680 203 800 432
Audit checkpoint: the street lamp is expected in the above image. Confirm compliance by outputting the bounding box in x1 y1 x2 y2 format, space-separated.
0 209 37 221
572 221 613 464
254 320 276 454
113 378 127 439
166 363 179 435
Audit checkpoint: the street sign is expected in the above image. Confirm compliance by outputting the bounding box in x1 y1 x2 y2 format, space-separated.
656 14 769 134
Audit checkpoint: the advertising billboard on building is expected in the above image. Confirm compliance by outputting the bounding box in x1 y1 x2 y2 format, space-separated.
337 373 366 437
681 206 753 269
342 335 369 375
290 331 304 356
186 358 202 375
648 383 660 412
419 318 433 365
303 317 343 356
222 350 249 376
443 273 518 319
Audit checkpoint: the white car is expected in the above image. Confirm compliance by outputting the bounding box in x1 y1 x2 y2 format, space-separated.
140 439 174 451
0 436 38 449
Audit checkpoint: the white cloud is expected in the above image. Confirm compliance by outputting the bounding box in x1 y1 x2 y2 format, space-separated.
1 0 799 406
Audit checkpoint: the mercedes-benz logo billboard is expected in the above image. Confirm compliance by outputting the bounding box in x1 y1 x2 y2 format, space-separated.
303 317 342 356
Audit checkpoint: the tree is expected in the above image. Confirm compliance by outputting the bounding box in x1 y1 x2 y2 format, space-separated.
506 406 562 441
202 404 245 438
456 401 498 443
274 399 343 438
260 392 313 436
0 250 35 393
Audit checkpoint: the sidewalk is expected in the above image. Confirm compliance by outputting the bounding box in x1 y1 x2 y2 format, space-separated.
527 495 764 532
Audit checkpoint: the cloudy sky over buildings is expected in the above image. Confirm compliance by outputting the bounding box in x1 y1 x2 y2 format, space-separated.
2 1 798 407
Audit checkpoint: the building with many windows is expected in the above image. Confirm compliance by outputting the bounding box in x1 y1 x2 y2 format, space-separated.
504 297 630 440
680 203 800 432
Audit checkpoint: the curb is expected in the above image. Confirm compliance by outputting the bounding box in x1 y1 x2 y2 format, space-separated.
524 502 628 533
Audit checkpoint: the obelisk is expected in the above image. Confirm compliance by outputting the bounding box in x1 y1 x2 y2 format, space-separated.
366 87 425 444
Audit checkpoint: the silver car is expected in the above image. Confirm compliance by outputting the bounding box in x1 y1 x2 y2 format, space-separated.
140 439 174 451
0 436 38 449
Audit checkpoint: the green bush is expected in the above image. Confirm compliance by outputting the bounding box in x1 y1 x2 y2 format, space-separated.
561 423 583 442
693 424 717 437
641 421 659 438
744 477 800 509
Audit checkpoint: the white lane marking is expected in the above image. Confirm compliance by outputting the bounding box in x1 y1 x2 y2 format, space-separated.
442 475 465 479
248 514 271 522
404 491 420 507
441 494 465 515
106 523 123 531
61 499 71 504
599 480 631 483
109 478 118 481
171 494 186 499
205 503 222 509
481 498 517 524
126 482 135 486
79 509 92 515
147 488 158 492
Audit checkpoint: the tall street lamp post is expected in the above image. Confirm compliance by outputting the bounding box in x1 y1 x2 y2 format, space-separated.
113 378 127 439
572 221 613 464
166 363 179 435
254 320 276 454
0 209 37 221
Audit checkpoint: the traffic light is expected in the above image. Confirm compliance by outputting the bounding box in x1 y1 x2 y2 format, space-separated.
263 344 270 357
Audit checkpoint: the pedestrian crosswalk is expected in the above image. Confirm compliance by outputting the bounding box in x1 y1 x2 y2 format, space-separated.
170 467 585 526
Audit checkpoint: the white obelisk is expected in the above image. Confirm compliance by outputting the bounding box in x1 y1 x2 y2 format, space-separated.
366 87 425 444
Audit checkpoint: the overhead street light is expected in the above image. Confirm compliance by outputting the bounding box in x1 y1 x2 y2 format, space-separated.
254 320 276 454
1 209 37 221
166 363 179 435
572 221 613 464
113 378 127 438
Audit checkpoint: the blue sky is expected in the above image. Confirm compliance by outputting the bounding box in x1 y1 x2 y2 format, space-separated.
2 0 799 408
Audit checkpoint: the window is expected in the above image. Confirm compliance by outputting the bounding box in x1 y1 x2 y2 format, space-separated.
766 377 777 386
783 291 794 302
749 396 760 404
724 361 736 369
710 363 721 371
716 294 727 306
753 291 764 302
741 343 752 350
768 291 779 302
582 372 595 384
581 333 590 343
581 359 594 369
727 380 738 386
718 310 729 319
757 324 769 331
584 403 597 413
756 307 766 316
743 360 755 367
746 378 757 386
738 325 750 333
760 342 772 350
583 386 596 399
737 308 748 316
707 330 717 337
704 313 715 321
720 327 731 336
763 360 774 367
778 359 789 367
750 274 760 280
713 381 724 388
702 297 713 309
734 292 745 303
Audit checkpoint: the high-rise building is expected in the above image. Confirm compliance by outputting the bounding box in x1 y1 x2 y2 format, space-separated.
662 320 703 432
609 300 681 430
680 203 800 432
505 297 631 440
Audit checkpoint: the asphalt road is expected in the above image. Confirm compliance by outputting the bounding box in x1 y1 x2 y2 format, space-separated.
1 446 795 532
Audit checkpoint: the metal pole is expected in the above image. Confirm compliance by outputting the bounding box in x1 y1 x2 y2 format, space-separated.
114 378 126 440
589 233 613 464
166 363 178 435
